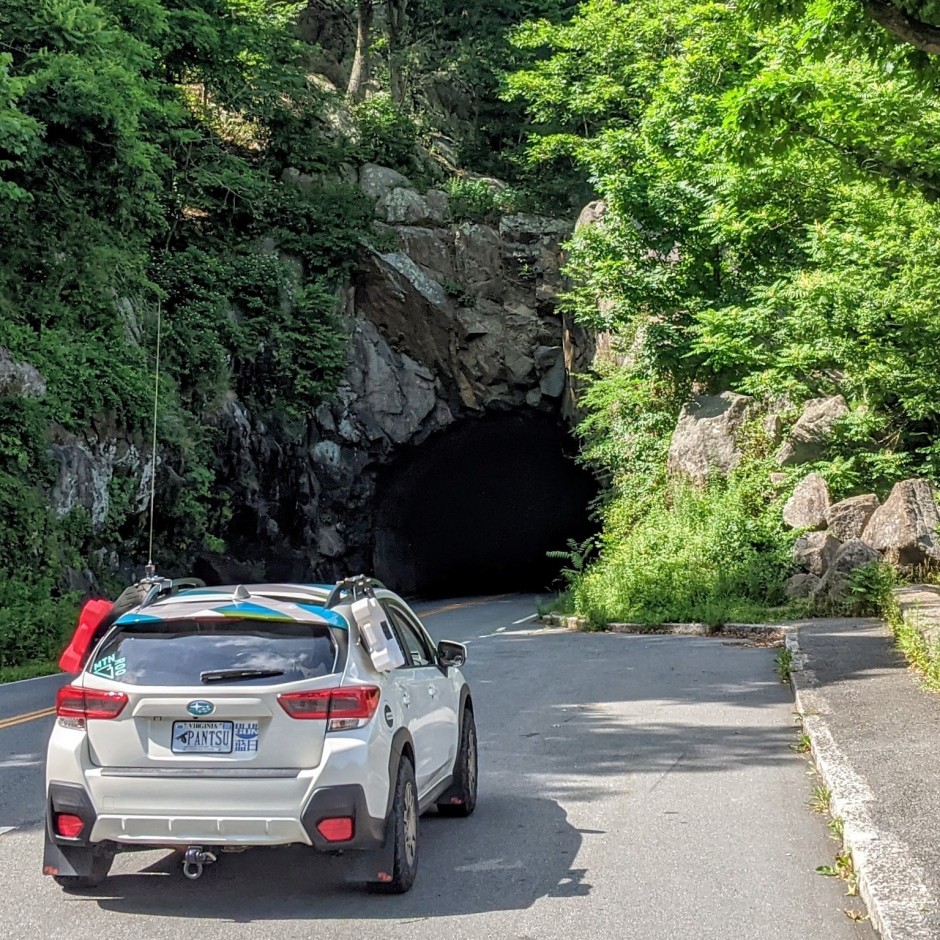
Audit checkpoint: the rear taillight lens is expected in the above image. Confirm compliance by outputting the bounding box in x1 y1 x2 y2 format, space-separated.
316 816 354 842
56 686 128 722
278 686 380 731
54 813 84 838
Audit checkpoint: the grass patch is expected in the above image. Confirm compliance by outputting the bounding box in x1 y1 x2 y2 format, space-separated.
570 467 800 627
0 660 60 684
809 784 832 814
775 647 794 683
885 601 940 692
790 731 812 754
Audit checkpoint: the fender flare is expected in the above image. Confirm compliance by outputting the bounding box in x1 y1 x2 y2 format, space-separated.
385 726 416 819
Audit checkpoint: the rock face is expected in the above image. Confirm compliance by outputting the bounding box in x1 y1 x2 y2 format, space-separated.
862 479 940 568
826 494 880 542
201 167 594 581
782 473 830 530
666 392 752 484
785 573 821 600
792 531 841 576
776 395 849 466
0 348 47 398
813 539 881 605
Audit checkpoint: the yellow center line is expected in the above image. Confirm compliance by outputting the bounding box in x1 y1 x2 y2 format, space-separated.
420 594 513 619
0 706 56 731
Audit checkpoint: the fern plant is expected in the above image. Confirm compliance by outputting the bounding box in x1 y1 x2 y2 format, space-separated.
547 536 598 587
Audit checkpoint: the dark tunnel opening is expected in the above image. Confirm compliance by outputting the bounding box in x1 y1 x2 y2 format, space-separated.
373 410 599 598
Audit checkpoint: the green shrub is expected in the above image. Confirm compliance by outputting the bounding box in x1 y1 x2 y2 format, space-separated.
352 94 418 171
571 465 796 627
0 579 76 669
444 178 501 223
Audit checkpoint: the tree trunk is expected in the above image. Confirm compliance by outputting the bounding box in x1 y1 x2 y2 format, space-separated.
865 0 940 54
387 0 408 104
347 0 374 101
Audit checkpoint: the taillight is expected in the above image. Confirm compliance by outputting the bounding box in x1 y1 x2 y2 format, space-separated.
316 816 354 842
56 686 128 722
278 686 380 731
54 814 84 838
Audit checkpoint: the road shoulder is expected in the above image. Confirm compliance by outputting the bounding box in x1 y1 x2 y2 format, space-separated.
787 617 940 940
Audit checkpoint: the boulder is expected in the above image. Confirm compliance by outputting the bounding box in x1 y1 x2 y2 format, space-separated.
575 200 608 231
0 348 47 398
535 346 566 399
792 531 841 576
785 573 821 600
776 395 849 466
359 164 414 203
782 473 830 530
826 494 880 542
813 539 881 605
861 479 940 568
377 188 441 226
666 392 752 484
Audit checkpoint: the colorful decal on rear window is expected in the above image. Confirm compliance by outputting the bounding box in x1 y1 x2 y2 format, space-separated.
233 721 260 753
91 652 127 680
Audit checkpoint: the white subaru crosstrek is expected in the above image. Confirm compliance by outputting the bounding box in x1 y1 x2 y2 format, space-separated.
43 576 477 893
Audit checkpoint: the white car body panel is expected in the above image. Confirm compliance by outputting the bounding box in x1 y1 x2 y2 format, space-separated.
45 583 467 850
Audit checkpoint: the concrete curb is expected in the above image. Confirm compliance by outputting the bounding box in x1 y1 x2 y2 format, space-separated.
785 628 935 940
540 614 785 639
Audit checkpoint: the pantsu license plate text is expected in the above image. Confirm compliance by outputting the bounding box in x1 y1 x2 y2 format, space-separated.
171 721 233 754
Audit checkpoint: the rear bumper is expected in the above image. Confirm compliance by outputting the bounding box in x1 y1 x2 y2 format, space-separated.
46 726 390 851
47 780 386 850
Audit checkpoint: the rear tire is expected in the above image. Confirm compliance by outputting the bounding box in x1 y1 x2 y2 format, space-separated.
438 708 477 817
369 757 418 894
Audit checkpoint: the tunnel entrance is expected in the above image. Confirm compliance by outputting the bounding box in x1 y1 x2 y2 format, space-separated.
373 410 598 598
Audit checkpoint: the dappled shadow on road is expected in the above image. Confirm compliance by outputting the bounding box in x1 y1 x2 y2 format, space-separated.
67 626 821 922
84 795 588 922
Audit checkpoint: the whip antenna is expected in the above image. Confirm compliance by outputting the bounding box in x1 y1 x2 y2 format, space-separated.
145 298 162 580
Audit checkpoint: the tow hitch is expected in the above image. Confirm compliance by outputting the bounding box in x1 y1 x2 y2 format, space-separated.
182 845 217 880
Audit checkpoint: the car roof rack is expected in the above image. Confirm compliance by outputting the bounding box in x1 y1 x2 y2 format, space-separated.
139 577 207 609
325 575 387 609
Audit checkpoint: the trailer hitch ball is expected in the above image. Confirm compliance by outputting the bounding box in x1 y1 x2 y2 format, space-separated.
182 845 217 880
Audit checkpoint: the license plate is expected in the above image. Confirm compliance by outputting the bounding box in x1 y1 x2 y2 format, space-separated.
172 721 233 754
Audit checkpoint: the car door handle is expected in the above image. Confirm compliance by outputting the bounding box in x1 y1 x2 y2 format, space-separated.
428 686 438 698
402 691 411 707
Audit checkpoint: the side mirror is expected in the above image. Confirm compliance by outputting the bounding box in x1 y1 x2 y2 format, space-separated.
437 640 467 669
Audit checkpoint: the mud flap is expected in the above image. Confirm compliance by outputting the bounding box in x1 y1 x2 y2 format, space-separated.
342 824 395 885
43 831 112 878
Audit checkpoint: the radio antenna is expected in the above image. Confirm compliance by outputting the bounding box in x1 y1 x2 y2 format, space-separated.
145 298 162 581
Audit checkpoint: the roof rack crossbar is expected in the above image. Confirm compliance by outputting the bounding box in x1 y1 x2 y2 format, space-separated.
139 577 207 609
325 575 387 609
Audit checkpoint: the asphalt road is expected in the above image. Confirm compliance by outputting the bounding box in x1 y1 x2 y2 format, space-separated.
0 594 873 939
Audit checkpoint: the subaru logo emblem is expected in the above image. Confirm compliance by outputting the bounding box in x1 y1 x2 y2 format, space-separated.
187 700 215 718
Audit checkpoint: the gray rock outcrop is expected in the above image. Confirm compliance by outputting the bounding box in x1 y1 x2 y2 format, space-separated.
0 348 47 398
826 494 880 542
782 473 830 530
205 167 593 580
666 392 752 485
813 538 881 605
776 395 849 466
861 479 940 568
792 531 841 576
785 573 821 600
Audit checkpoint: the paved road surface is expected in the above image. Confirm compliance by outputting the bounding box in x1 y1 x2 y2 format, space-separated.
0 595 872 939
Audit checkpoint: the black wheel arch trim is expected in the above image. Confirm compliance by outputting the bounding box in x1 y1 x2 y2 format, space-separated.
386 727 416 818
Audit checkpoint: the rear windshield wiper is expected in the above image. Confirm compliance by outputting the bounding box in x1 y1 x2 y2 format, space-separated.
200 668 285 683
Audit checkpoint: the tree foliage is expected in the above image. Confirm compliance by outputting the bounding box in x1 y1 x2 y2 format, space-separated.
506 0 940 621
0 0 371 664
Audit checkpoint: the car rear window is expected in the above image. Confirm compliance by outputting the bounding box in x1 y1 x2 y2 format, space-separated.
89 619 338 686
